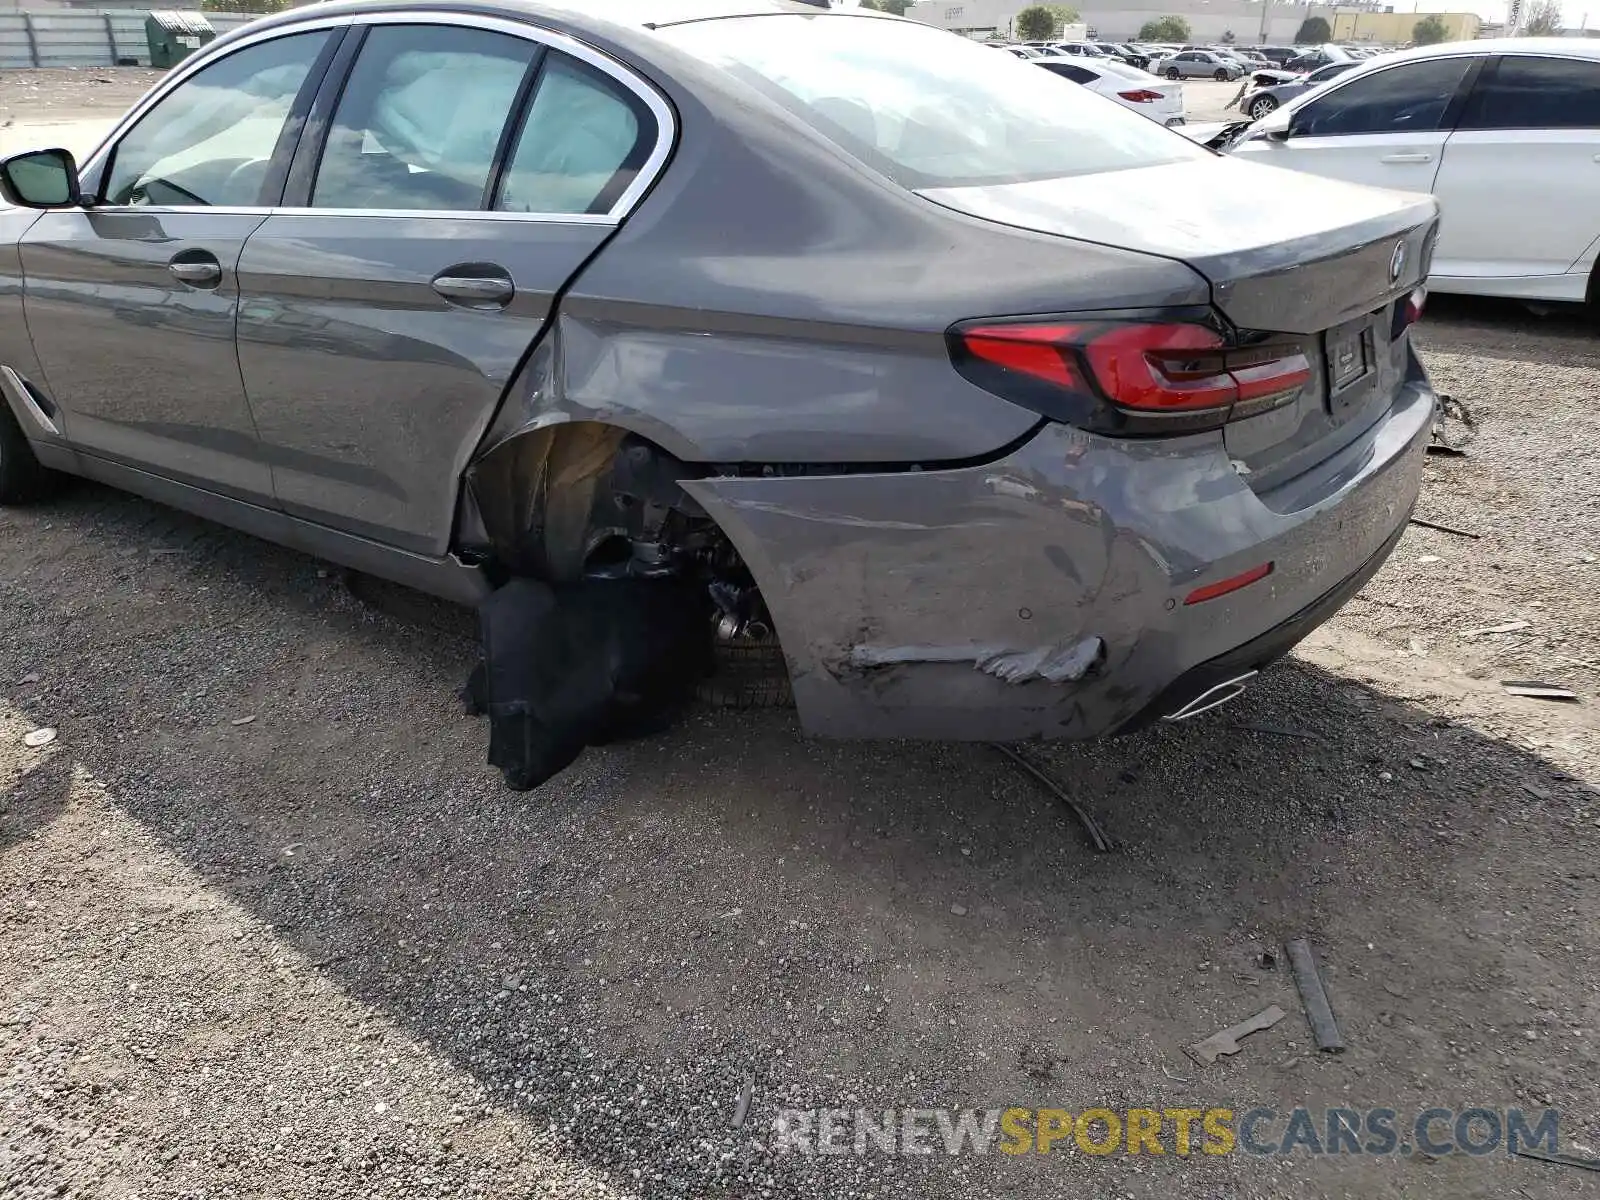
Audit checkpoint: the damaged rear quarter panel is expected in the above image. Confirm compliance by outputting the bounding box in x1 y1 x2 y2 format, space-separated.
679 422 1231 741
466 37 1209 470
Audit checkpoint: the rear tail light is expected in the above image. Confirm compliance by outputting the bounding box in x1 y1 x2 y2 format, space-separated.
950 318 1311 435
1390 285 1426 339
1118 89 1165 102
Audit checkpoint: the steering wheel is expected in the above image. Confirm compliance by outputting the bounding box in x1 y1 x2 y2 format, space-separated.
221 158 272 206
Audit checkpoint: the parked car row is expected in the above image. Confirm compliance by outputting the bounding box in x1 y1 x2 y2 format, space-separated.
1035 53 1185 125
1182 38 1600 305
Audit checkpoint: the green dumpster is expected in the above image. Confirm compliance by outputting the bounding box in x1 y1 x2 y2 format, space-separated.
146 11 216 69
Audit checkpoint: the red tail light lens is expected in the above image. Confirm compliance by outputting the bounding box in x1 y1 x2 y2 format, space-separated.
951 319 1311 434
1118 89 1165 102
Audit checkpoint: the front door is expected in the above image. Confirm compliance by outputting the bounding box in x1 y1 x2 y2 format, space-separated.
1232 56 1475 196
236 20 663 555
18 28 337 503
1431 54 1600 281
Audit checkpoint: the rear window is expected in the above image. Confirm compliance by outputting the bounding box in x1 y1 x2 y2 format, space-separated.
656 14 1202 189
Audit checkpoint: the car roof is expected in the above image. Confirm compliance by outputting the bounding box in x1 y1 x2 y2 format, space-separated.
1353 36 1600 64
252 0 868 36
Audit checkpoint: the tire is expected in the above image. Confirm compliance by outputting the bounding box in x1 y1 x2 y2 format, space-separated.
1247 95 1278 120
1166 67 1181 80
1214 68 1231 81
0 399 59 505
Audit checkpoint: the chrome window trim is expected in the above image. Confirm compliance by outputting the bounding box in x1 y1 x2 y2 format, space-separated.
80 9 673 226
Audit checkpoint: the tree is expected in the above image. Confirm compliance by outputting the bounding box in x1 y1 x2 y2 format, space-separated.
1014 5 1057 41
1294 16 1332 44
1523 0 1563 34
1047 4 1080 32
1136 15 1191 42
1220 29 1236 44
1411 15 1450 44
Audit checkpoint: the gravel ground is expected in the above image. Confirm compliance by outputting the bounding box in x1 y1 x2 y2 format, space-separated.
2 68 1599 1200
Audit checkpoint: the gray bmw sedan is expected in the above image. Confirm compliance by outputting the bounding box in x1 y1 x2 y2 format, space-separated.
0 0 1438 771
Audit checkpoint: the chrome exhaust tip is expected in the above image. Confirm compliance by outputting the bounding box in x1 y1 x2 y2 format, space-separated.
1161 670 1257 722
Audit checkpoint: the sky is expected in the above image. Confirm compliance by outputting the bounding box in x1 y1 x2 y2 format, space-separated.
1389 0 1595 30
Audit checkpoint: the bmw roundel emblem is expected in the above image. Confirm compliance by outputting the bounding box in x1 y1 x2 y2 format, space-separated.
1390 240 1407 283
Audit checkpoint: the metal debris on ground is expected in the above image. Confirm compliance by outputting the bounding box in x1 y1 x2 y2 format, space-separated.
990 743 1115 852
1427 394 1476 456
1231 721 1321 740
1461 620 1531 637
19 671 40 684
1501 681 1580 702
1409 516 1480 539
1186 1005 1287 1066
22 727 57 749
731 1073 754 1129
230 715 257 726
1513 1146 1600 1173
1287 938 1346 1054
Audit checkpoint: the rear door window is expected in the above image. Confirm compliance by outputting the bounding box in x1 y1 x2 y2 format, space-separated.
493 52 654 215
659 14 1205 188
1038 61 1099 84
1458 54 1600 129
311 24 536 210
1290 58 1474 138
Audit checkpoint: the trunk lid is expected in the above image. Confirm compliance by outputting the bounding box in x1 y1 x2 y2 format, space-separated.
920 156 1439 495
918 155 1436 333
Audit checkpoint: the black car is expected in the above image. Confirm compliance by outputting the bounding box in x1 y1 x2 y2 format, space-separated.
1095 41 1149 70
1255 45 1296 66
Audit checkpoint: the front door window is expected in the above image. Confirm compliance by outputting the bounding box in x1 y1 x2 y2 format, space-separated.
102 30 332 207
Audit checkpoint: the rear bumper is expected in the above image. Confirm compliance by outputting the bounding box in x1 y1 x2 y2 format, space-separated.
1115 515 1407 734
682 375 1435 742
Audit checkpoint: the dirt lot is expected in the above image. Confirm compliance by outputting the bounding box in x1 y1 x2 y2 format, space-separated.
3 69 1600 1200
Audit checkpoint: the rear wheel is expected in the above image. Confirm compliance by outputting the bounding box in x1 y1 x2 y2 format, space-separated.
0 401 59 505
1166 66 1181 79
1213 68 1230 81
1247 94 1278 120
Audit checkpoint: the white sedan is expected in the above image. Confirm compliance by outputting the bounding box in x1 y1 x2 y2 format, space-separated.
1034 55 1185 126
1224 38 1600 304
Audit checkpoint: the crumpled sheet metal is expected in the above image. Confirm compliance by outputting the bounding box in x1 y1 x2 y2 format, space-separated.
848 637 1106 685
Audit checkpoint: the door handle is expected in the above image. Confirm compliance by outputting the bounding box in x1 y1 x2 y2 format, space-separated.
168 252 221 288
431 273 514 307
1379 152 1432 164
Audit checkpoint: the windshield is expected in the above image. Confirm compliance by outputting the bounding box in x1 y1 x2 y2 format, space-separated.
656 15 1203 189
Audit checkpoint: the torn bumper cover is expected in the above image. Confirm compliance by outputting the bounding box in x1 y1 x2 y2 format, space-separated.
681 381 1435 742
466 577 710 791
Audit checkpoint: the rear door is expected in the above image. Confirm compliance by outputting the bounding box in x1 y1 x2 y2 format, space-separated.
235 16 668 555
1431 53 1600 281
1232 55 1477 194
18 28 338 503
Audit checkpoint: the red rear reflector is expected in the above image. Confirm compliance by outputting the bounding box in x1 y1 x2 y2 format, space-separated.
1118 89 1164 102
1183 561 1274 606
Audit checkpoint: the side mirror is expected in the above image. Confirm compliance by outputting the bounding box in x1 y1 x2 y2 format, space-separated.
0 148 81 209
1255 107 1294 141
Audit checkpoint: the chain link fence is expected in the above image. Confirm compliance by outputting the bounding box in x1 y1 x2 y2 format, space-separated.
0 9 259 68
